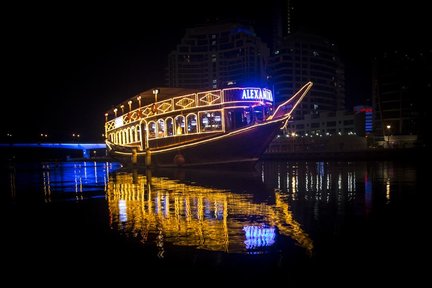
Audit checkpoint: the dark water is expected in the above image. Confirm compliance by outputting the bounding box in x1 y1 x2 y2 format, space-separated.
2 160 428 284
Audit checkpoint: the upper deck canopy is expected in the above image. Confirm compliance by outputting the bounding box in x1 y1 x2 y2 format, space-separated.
108 87 198 113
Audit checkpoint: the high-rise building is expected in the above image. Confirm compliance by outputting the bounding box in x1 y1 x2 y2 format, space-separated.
166 22 269 90
269 32 346 119
270 0 345 120
272 0 294 50
372 50 430 143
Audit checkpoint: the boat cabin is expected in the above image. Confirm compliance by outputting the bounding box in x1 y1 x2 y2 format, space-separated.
105 87 274 150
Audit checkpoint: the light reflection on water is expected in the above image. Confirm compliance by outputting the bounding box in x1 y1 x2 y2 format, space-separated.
105 161 418 256
6 161 121 202
41 162 115 194
107 169 313 255
41 161 121 201
4 160 419 259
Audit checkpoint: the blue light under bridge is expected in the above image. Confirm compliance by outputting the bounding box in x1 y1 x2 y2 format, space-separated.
0 143 106 159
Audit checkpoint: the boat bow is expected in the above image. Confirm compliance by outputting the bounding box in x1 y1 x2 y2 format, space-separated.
267 81 313 121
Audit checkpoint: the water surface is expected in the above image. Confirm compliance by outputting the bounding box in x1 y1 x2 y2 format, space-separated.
2 160 426 284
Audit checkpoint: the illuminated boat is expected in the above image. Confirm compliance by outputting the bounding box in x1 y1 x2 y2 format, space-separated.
104 82 312 168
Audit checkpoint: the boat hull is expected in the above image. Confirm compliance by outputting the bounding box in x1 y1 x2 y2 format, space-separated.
108 120 282 169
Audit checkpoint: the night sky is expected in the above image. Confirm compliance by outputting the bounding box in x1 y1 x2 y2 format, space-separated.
2 1 428 141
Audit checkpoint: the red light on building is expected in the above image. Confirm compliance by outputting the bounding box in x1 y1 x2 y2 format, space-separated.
360 107 373 113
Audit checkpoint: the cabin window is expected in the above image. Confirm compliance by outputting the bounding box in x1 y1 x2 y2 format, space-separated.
175 115 185 135
199 111 222 132
123 130 128 144
148 121 156 139
136 125 141 142
125 128 130 143
253 106 265 122
157 119 165 138
226 108 250 130
245 105 272 123
166 118 174 136
187 114 197 134
130 127 135 142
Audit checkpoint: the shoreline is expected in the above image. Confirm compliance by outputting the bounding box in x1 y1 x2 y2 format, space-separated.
262 147 426 161
1 147 426 165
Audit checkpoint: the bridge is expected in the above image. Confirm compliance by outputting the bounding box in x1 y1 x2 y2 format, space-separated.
0 143 106 159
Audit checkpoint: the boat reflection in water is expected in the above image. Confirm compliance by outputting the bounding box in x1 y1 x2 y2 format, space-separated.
107 168 313 255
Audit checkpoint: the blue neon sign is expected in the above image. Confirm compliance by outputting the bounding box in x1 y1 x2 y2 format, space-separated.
223 88 274 103
241 88 273 102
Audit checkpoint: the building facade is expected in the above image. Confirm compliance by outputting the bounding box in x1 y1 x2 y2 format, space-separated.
372 50 430 144
166 22 269 90
268 107 371 154
284 107 371 138
269 32 346 120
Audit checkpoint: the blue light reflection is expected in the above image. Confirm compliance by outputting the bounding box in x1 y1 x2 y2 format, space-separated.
243 225 276 249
